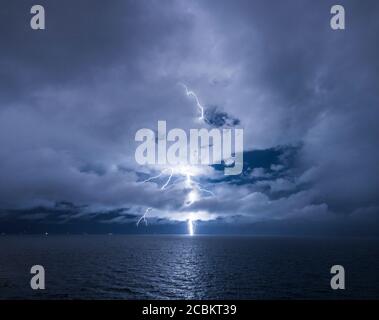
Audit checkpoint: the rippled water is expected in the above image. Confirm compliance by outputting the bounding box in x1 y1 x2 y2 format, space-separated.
0 235 378 299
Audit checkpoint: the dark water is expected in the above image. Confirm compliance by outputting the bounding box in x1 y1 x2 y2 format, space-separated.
0 235 378 299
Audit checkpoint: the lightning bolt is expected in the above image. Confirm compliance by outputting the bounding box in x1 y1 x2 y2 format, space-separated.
193 181 215 197
180 83 205 121
188 218 194 236
137 168 214 226
136 207 152 227
136 169 173 227
136 84 215 232
161 169 174 190
184 174 214 205
143 168 174 190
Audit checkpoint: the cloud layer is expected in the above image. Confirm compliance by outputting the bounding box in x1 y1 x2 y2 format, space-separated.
0 0 378 234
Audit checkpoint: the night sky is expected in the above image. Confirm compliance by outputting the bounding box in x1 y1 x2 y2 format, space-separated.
0 0 378 235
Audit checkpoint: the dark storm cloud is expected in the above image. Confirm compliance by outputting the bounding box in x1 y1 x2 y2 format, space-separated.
0 0 192 102
0 0 378 234
0 0 195 209
204 106 240 128
199 0 379 217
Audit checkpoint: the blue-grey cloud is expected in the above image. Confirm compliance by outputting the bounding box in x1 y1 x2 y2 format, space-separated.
0 0 378 234
204 106 240 128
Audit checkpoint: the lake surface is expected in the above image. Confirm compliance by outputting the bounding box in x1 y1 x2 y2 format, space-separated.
0 235 378 299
